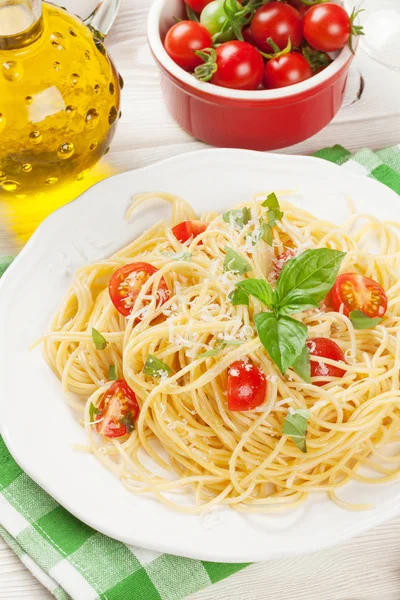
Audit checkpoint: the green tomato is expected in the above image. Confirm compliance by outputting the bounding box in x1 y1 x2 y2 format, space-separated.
200 0 236 42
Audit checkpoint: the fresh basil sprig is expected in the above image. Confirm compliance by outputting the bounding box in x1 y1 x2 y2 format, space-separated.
254 313 308 374
89 402 100 422
229 287 250 306
350 310 382 330
292 345 311 384
234 279 274 307
260 193 284 246
108 365 117 381
223 247 252 274
143 355 172 378
92 328 108 350
283 409 310 453
229 248 346 376
276 248 346 304
223 207 251 229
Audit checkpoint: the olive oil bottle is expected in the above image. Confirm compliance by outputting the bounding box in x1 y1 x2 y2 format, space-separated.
0 0 121 197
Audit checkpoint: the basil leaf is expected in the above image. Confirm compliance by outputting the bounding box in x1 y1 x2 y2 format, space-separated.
261 193 283 230
254 312 308 373
278 290 319 315
92 327 108 350
291 345 311 383
261 192 280 211
223 207 251 229
120 413 135 434
198 339 242 358
223 246 252 274
276 249 346 304
160 250 192 261
350 310 383 330
235 279 274 308
89 402 100 422
229 287 250 306
108 365 117 381
261 222 273 246
267 208 283 227
143 355 172 378
283 409 310 453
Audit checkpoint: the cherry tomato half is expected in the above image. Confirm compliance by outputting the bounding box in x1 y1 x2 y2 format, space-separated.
227 360 267 411
164 21 212 71
303 4 351 52
172 220 208 244
306 338 346 385
264 52 312 89
250 2 303 53
330 274 388 319
185 0 214 13
109 262 170 317
96 380 139 438
211 41 264 90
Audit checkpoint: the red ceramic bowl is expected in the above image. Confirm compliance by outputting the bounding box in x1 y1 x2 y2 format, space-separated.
147 0 357 151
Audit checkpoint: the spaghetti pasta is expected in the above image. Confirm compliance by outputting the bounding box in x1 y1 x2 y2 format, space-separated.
42 191 400 514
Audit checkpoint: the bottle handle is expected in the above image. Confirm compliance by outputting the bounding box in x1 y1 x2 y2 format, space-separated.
84 0 121 38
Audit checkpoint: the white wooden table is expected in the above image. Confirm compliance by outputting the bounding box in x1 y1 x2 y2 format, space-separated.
2 1 400 598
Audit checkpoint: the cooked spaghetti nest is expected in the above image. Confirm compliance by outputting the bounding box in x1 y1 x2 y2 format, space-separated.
42 191 400 514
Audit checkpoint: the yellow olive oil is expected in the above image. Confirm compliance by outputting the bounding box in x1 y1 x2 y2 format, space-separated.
0 2 121 197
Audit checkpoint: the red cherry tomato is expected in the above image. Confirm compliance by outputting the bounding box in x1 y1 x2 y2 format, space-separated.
227 360 267 411
109 263 170 317
242 25 256 45
185 0 214 13
172 220 208 244
306 338 346 385
250 3 303 53
274 248 296 275
264 52 312 89
287 0 308 18
96 380 139 438
330 274 388 318
303 4 351 52
212 41 264 90
164 21 212 71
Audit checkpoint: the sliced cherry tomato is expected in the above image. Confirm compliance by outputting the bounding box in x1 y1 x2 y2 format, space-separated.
330 274 388 319
250 3 303 53
264 52 312 89
171 220 208 244
96 380 139 438
109 262 170 317
227 360 267 411
164 21 212 71
274 248 296 275
306 338 346 385
303 4 351 52
185 0 214 13
210 41 264 90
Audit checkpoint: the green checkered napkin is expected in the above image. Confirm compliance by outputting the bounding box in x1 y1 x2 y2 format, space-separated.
1 144 400 600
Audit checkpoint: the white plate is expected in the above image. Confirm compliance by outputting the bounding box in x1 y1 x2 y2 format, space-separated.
1 149 400 563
